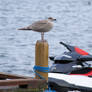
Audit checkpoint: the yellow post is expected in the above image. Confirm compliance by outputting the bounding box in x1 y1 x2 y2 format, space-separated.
35 40 49 81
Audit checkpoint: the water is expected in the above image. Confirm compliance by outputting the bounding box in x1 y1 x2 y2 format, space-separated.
0 0 92 77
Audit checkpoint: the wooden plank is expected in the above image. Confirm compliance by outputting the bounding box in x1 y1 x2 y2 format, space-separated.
0 72 31 79
0 86 18 89
0 88 44 92
0 79 46 88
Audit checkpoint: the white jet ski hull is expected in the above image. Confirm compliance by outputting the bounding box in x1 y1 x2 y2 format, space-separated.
48 73 92 92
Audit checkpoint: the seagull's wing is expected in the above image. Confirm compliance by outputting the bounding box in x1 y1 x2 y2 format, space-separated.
31 20 49 30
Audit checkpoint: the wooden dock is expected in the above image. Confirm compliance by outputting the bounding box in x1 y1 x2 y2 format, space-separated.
0 72 47 91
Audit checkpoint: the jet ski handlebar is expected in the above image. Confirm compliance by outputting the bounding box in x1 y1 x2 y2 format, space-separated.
49 56 54 61
60 42 72 52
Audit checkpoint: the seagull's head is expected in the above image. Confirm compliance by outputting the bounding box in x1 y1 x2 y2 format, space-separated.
48 17 56 21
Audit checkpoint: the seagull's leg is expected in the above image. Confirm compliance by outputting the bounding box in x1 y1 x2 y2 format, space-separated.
41 32 44 41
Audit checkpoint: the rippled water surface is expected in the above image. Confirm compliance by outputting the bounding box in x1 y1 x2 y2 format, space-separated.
0 0 92 76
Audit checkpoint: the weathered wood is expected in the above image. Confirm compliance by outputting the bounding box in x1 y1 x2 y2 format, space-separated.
0 72 31 79
0 88 44 92
0 79 46 88
35 40 49 80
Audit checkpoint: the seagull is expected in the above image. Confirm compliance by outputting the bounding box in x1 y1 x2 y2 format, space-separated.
18 17 56 40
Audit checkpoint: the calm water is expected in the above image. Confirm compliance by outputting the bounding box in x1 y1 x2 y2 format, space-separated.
0 0 92 76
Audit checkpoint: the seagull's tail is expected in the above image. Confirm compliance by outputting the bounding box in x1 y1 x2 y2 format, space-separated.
18 27 31 30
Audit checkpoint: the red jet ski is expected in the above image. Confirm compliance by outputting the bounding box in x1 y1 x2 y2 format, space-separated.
48 42 92 92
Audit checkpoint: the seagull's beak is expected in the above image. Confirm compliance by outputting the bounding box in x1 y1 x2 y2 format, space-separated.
54 19 56 21
53 18 56 21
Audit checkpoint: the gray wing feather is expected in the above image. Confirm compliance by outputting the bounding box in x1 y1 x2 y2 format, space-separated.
31 20 48 29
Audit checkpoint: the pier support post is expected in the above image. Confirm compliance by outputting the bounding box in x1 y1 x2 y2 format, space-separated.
35 40 49 81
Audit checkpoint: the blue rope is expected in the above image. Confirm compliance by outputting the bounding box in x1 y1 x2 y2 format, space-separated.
33 65 50 79
45 86 56 92
34 66 50 72
33 66 56 92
